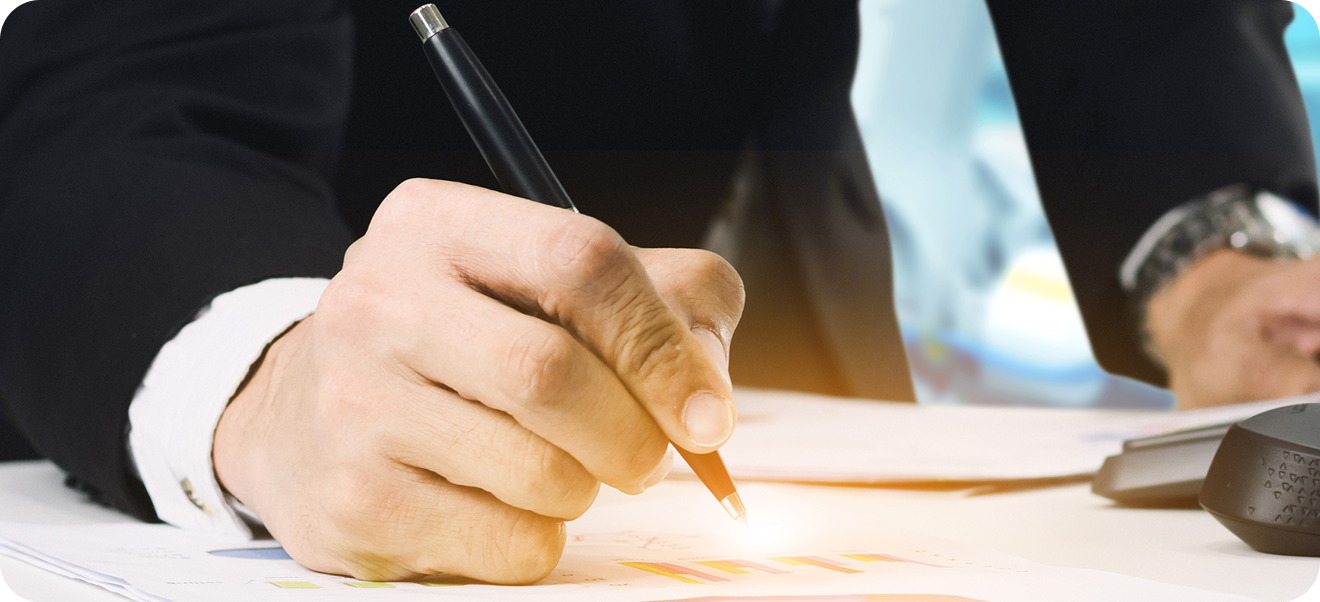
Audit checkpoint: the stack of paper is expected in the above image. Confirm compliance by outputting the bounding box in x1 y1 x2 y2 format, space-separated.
672 388 1311 484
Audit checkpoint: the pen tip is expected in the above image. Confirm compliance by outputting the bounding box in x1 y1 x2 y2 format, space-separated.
720 491 747 525
736 513 749 529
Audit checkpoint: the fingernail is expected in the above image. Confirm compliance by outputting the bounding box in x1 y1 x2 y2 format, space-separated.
644 448 674 488
692 327 731 388
684 392 734 448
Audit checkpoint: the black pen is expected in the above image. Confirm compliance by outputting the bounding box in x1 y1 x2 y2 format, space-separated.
408 4 747 526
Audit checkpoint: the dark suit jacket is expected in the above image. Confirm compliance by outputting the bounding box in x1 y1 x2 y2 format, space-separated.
0 0 1313 520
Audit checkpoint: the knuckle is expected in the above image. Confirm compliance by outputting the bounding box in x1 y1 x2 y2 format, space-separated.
312 488 392 566
545 217 629 285
317 272 414 351
503 327 577 410
654 250 746 325
684 250 742 292
317 274 379 326
373 178 458 235
492 512 566 584
622 434 669 483
319 468 440 578
373 179 427 225
342 238 368 267
394 176 430 196
321 468 394 531
695 250 746 312
405 491 562 584
619 316 688 383
523 445 598 519
385 177 440 209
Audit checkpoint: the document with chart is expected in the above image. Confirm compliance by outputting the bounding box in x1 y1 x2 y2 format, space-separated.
0 481 1253 601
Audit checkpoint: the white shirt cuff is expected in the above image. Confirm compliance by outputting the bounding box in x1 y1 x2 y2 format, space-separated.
127 277 329 538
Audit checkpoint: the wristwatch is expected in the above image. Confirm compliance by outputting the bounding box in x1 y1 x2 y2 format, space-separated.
1119 183 1320 364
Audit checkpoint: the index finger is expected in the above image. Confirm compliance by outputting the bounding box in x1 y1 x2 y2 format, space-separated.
405 181 737 453
633 246 745 382
534 222 738 452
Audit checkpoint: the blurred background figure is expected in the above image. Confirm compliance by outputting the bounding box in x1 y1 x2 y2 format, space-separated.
851 0 1320 408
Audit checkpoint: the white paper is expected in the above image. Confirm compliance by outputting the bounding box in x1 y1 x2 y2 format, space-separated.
673 388 1314 483
0 481 1253 602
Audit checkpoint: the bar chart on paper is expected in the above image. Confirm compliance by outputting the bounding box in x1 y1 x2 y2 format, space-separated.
622 553 942 582
0 482 1258 602
549 529 1021 601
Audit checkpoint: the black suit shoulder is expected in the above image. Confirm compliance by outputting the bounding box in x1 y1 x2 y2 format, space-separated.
0 0 357 518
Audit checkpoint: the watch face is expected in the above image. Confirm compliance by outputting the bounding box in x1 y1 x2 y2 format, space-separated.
1257 191 1320 257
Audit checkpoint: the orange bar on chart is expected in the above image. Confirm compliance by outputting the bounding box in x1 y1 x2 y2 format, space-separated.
695 559 789 575
620 562 731 584
768 556 862 574
841 553 903 563
841 553 946 568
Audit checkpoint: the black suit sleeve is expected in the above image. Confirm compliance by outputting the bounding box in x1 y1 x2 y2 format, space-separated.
0 0 356 519
987 0 1319 386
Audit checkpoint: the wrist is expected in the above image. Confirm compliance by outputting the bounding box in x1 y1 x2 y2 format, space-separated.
1121 185 1320 371
213 315 310 517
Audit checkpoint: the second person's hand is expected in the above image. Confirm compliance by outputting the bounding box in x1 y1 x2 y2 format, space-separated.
1147 250 1320 408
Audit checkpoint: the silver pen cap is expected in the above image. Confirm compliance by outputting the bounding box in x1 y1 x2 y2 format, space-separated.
409 4 449 42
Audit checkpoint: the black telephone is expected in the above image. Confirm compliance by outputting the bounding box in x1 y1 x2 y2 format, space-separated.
1094 404 1320 556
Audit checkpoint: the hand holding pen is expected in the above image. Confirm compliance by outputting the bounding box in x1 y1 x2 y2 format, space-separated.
409 4 747 526
210 5 745 587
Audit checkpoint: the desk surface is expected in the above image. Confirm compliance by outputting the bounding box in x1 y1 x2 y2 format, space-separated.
1 459 1317 601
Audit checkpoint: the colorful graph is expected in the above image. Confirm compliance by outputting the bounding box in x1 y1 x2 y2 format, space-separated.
623 553 944 583
695 559 789 575
770 556 862 574
842 554 946 568
621 562 731 584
